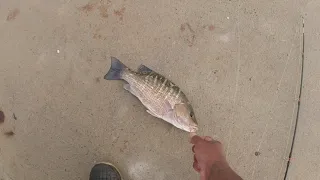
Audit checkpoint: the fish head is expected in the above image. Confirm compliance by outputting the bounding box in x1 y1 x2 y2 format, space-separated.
174 103 198 132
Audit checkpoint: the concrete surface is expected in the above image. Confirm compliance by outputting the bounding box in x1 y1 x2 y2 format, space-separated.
286 1 320 180
0 0 307 179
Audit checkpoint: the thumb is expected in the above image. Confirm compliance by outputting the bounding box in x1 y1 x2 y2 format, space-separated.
200 170 209 180
199 165 211 180
190 135 203 144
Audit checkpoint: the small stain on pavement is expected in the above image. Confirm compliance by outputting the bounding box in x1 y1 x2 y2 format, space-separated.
184 23 195 33
95 77 101 83
180 23 196 47
255 151 261 156
6 8 20 21
180 24 186 31
93 33 102 39
187 35 196 47
0 111 4 124
208 25 215 31
80 2 96 12
114 7 126 21
13 113 17 120
4 131 15 137
120 140 129 152
80 1 111 18
99 6 109 18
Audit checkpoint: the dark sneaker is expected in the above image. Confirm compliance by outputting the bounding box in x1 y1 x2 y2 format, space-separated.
89 162 122 180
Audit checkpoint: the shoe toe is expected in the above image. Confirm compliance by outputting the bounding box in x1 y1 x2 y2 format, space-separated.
89 163 122 180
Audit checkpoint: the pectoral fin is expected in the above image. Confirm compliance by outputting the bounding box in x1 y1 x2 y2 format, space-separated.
162 109 175 123
123 84 130 91
162 101 176 124
146 104 176 125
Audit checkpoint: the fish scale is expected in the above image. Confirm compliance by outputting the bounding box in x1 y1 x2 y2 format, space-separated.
104 57 198 132
124 70 185 116
124 72 168 115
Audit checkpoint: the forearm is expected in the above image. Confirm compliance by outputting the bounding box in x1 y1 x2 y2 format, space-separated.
207 162 243 180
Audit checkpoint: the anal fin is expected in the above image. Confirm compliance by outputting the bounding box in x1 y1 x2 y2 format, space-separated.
123 84 130 91
147 110 161 119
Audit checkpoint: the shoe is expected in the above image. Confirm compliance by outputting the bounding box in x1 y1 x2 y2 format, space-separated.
89 162 122 180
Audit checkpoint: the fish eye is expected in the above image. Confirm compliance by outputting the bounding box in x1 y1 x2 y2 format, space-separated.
190 112 194 118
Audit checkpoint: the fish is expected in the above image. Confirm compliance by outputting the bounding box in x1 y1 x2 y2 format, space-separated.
104 57 198 133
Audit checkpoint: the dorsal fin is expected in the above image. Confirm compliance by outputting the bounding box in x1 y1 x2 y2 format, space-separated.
138 64 153 73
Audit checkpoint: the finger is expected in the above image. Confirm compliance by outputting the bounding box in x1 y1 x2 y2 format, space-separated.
212 140 221 145
199 166 211 180
192 145 195 153
200 170 207 180
190 135 204 144
204 136 213 142
203 136 222 145
193 161 201 172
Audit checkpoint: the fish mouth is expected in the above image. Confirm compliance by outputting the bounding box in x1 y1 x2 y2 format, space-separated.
189 125 198 133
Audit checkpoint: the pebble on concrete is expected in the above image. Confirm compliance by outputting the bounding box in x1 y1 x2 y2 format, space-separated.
255 151 261 156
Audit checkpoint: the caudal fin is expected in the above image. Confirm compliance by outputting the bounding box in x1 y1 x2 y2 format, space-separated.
104 57 127 80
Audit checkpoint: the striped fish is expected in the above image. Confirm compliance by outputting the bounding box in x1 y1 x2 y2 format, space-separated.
104 57 198 133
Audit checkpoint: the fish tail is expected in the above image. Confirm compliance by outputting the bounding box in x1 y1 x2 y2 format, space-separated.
104 57 127 80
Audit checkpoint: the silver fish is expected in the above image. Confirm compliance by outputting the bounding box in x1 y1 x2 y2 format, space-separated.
104 57 198 132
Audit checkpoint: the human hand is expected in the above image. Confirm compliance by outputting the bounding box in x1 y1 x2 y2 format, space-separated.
190 135 229 180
